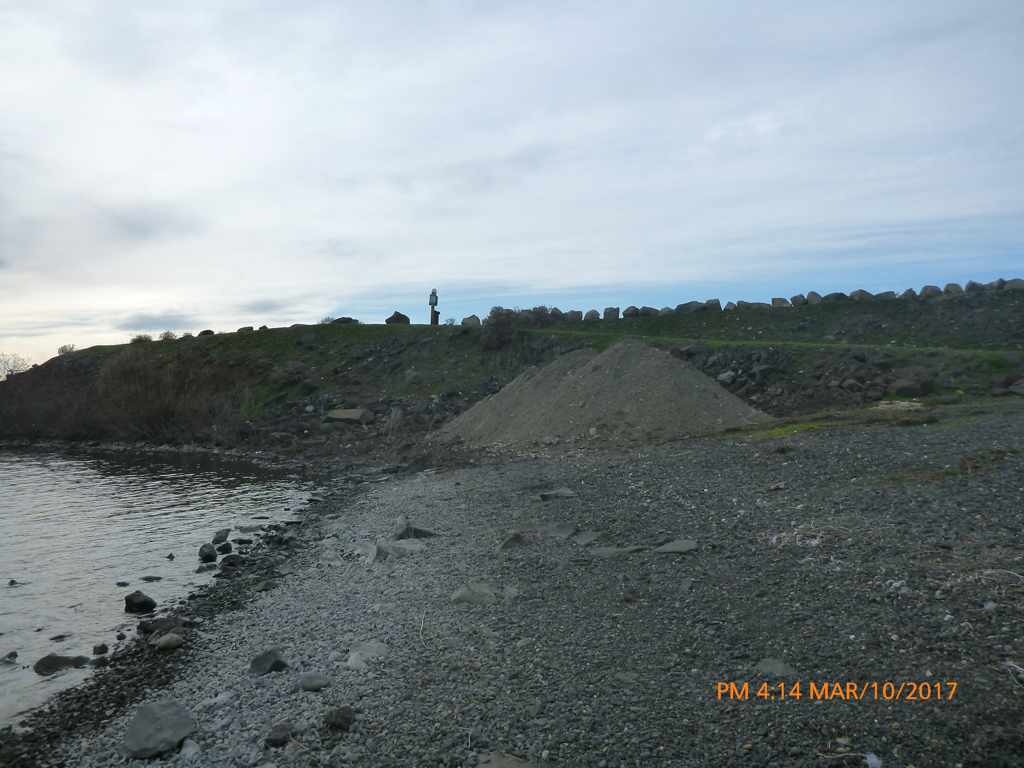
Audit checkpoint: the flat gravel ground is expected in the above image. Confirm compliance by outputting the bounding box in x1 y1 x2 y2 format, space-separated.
45 401 1024 767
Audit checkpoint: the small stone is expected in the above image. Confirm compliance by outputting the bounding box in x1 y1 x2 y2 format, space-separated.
300 673 330 691
479 753 534 767
324 705 355 732
653 538 698 554
539 487 576 501
452 582 499 605
756 657 798 677
265 722 292 748
179 738 201 759
250 648 289 675
92 643 109 655
717 370 736 385
116 581 130 587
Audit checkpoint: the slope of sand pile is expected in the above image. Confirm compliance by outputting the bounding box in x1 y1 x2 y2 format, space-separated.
440 339 773 447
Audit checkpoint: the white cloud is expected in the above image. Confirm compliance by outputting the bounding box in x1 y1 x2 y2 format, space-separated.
1 1 1023 361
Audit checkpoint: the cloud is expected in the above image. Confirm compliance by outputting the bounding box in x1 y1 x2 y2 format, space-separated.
115 312 200 332
103 205 203 243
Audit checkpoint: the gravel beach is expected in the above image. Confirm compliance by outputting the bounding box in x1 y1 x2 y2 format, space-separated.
5 398 1024 767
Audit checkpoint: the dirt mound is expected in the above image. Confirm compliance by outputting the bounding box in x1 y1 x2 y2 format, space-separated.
439 340 772 447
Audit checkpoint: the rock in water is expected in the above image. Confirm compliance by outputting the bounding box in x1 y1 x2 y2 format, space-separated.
198 543 217 563
215 541 232 555
123 700 196 759
212 528 231 545
32 654 90 676
250 648 288 674
124 591 156 613
539 487 576 501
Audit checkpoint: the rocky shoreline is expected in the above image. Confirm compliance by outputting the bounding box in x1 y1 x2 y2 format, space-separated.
2 398 1023 767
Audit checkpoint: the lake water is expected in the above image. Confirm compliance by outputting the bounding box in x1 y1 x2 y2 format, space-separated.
0 448 311 725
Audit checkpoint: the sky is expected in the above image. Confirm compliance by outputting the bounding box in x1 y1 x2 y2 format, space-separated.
2 1 1023 363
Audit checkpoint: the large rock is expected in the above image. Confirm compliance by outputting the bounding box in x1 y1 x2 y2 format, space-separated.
212 529 231 545
676 301 703 313
789 294 807 306
603 307 620 321
325 407 374 424
461 314 481 327
1004 278 1024 290
385 311 410 325
151 633 184 651
965 280 984 293
639 306 659 317
821 292 847 303
250 648 288 675
123 700 196 759
564 310 583 322
770 297 791 308
704 298 722 311
583 309 600 321
33 653 89 676
622 306 640 318
723 301 737 311
901 288 918 300
138 617 185 636
849 289 873 301
324 706 355 732
198 543 217 563
265 722 292 748
920 285 942 299
943 283 963 296
805 291 822 304
124 591 156 613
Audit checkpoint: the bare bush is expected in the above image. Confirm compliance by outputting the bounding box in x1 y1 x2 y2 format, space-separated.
159 331 178 341
0 352 31 377
130 334 153 344
57 344 76 356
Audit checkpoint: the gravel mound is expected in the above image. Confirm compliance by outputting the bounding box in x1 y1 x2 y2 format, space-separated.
440 339 771 447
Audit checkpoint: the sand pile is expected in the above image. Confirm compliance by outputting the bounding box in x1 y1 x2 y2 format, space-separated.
440 339 772 447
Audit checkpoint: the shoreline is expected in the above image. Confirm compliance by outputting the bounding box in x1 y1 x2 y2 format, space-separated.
3 402 1024 766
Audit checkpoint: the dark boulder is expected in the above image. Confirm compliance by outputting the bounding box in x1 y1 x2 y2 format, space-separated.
124 591 156 614
33 653 90 676
212 529 231 545
216 542 232 555
250 648 289 675
198 543 217 563
385 311 410 325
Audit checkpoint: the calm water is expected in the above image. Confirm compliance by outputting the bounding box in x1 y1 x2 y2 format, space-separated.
0 449 311 725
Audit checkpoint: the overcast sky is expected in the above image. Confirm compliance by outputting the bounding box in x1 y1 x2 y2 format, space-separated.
2 1 1023 363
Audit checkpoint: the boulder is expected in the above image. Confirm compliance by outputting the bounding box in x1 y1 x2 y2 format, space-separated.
675 301 703 313
385 311 410 325
659 307 673 315
639 306 659 317
789 294 807 306
805 291 822 304
250 648 288 675
965 280 984 293
875 291 897 300
717 371 737 385
332 316 358 324
325 407 374 424
849 289 873 301
548 307 563 320
622 306 640 318
236 326 254 334
821 292 847 303
920 285 942 299
901 288 918 300
151 632 184 651
124 591 156 614
723 301 737 311
138 617 185 636
461 314 481 327
197 329 214 337
1004 278 1024 290
215 541 232 555
123 700 196 759
564 310 583 322
704 298 722 311
198 543 217 563
602 307 620 321
943 283 963 296
33 653 89 676
770 297 791 308
583 309 600 321
219 554 243 569
212 529 231 545
93 644 108 655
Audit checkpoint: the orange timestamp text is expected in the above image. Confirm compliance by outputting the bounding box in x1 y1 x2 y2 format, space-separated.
715 680 958 703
